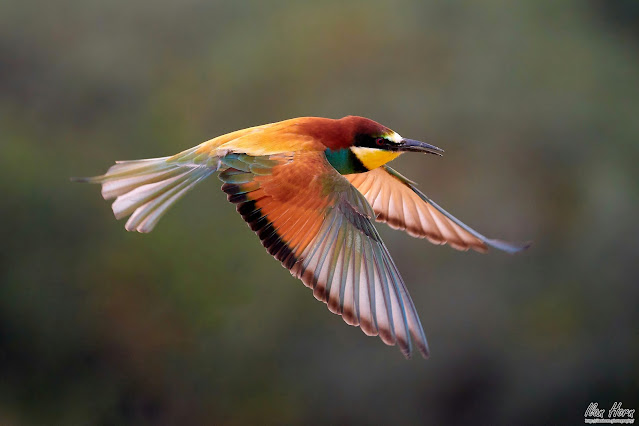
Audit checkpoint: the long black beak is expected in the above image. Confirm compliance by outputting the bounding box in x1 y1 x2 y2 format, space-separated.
400 139 444 156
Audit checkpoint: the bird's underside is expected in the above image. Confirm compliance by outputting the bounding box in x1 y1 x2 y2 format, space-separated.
75 116 528 359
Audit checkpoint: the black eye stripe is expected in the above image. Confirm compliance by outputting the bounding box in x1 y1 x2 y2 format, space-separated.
354 133 391 149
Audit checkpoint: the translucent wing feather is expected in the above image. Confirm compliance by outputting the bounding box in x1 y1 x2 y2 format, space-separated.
346 166 529 253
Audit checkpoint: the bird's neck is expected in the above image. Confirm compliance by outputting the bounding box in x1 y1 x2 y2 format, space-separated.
324 147 402 174
325 148 368 174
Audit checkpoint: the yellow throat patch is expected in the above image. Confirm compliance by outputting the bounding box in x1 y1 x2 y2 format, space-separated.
350 146 402 170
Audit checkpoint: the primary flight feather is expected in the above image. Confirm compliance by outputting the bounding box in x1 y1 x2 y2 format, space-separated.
75 116 529 359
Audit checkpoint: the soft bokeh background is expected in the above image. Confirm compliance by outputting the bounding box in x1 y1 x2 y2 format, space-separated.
1 0 638 424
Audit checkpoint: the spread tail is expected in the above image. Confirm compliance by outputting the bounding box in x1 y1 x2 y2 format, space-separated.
73 149 218 233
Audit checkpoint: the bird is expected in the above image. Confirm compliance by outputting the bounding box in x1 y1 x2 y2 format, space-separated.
74 115 529 359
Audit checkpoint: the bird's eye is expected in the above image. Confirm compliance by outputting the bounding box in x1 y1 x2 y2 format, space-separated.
375 137 384 146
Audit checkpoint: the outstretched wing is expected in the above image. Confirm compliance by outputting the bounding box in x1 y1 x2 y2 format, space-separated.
218 151 429 358
346 166 529 254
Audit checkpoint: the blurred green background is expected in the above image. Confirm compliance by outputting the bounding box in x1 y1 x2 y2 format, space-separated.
1 0 638 424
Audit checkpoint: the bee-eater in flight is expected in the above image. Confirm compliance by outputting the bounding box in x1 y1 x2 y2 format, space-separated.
75 116 528 359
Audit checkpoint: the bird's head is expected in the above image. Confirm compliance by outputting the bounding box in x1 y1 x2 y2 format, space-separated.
334 116 444 171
